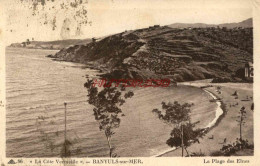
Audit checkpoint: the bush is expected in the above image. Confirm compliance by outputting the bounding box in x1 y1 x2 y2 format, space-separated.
190 151 205 157
211 138 254 156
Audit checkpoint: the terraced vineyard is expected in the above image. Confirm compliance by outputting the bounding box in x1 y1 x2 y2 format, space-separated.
51 25 253 82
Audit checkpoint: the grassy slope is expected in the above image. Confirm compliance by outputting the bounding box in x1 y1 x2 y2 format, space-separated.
52 26 253 82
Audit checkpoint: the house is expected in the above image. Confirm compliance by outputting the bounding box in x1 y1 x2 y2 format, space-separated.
21 42 26 47
245 62 253 78
148 25 160 30
92 38 97 42
148 26 154 30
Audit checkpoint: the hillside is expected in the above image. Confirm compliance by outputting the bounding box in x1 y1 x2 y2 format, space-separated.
168 18 252 29
50 25 253 82
9 39 92 50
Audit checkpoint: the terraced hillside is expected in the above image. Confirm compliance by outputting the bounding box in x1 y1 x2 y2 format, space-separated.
51 25 253 82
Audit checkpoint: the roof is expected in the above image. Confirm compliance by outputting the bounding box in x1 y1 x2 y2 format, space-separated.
248 62 253 66
245 62 253 67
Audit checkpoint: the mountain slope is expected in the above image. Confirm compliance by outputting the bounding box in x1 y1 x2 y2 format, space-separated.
51 23 253 82
169 18 252 29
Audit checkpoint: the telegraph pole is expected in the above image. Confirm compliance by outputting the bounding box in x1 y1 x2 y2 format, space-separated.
181 124 184 157
64 102 67 157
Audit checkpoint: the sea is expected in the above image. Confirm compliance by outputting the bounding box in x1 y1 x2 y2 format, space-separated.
6 47 217 157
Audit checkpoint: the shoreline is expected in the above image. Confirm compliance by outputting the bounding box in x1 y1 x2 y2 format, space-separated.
152 86 225 157
6 46 61 51
203 89 224 128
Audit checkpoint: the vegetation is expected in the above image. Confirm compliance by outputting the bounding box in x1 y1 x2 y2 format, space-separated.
60 140 72 157
152 101 204 157
221 138 253 156
211 138 253 156
9 39 92 50
211 105 253 156
197 28 253 53
51 26 252 82
190 150 205 157
35 106 81 157
84 79 134 157
237 106 246 140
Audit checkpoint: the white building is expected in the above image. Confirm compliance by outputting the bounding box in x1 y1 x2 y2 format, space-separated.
245 62 253 78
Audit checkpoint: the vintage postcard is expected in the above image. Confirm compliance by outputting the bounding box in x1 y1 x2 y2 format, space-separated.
0 0 260 165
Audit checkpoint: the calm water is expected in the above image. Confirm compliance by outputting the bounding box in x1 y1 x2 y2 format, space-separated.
6 47 217 157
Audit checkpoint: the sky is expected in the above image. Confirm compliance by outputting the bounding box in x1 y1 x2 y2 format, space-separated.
2 0 253 45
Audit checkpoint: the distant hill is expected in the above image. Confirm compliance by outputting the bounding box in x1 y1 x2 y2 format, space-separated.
9 38 92 50
50 21 253 82
168 18 252 29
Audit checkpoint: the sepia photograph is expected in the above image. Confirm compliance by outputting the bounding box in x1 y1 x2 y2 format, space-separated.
0 0 259 165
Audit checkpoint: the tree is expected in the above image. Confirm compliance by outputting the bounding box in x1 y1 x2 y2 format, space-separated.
152 101 204 157
84 79 134 157
166 122 203 156
211 106 253 156
237 106 246 140
251 103 254 111
26 39 30 45
35 105 82 157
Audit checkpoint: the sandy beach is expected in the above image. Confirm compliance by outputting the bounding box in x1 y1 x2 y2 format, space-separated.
159 81 253 157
